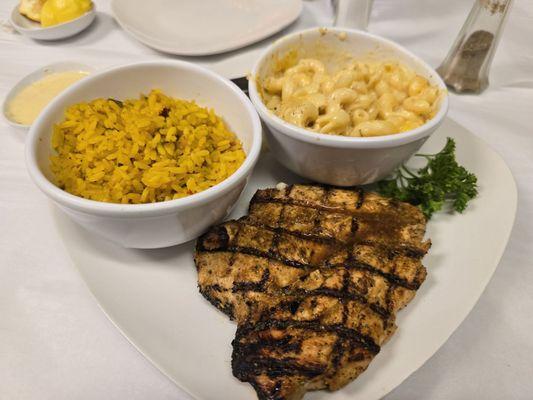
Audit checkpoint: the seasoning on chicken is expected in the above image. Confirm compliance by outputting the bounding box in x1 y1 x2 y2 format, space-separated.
195 184 430 400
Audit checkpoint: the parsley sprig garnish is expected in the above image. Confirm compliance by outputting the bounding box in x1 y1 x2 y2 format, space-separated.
378 138 478 219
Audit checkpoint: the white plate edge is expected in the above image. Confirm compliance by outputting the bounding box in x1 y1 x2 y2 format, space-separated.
53 117 519 400
110 0 303 56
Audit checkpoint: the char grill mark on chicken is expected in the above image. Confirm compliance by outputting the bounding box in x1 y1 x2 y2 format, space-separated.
195 184 430 400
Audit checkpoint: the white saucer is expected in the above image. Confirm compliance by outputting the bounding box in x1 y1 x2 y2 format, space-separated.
10 4 96 41
111 0 303 56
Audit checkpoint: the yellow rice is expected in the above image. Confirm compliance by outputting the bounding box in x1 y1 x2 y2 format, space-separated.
50 90 246 204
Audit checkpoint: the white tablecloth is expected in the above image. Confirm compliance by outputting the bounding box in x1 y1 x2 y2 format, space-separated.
1 1 532 399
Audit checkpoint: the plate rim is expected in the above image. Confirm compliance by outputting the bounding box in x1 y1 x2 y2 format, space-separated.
55 117 518 400
110 0 303 56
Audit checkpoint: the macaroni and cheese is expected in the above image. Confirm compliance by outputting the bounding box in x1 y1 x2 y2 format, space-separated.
261 58 441 137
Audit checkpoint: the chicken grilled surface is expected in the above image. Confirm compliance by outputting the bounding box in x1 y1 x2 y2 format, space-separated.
195 184 430 400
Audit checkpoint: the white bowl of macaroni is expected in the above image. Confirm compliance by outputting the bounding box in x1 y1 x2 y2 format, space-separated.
249 27 449 186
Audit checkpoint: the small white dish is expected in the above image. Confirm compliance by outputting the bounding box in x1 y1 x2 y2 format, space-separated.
10 3 96 41
25 60 262 249
249 27 449 186
111 0 303 56
2 61 95 130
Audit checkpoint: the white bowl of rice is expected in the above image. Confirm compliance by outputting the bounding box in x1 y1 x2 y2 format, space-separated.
26 60 262 249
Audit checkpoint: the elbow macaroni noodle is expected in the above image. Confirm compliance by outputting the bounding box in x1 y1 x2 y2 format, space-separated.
261 58 441 137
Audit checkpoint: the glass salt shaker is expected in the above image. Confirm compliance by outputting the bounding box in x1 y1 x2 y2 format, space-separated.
332 0 374 31
437 0 513 94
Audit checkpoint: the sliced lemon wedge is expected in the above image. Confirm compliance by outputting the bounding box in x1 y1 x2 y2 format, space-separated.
40 0 92 27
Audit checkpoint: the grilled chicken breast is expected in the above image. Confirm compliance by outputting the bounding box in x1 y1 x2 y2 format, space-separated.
195 184 430 400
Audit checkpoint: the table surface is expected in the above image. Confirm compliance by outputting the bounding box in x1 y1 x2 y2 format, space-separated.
1 1 532 399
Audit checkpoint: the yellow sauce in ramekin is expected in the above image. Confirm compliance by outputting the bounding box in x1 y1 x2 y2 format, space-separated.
7 70 89 125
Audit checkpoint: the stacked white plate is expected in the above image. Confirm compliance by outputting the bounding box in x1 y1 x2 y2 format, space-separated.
111 0 303 56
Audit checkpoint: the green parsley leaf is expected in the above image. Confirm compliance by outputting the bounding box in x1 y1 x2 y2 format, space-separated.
377 138 478 219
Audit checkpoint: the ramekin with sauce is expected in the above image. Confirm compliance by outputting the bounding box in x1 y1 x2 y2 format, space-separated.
2 62 93 130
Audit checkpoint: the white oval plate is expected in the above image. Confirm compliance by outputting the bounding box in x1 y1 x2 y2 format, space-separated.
54 118 516 400
2 62 95 130
111 0 303 56
10 4 96 41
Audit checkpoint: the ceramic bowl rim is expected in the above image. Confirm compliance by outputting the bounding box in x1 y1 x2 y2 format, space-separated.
25 60 262 218
249 27 449 150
